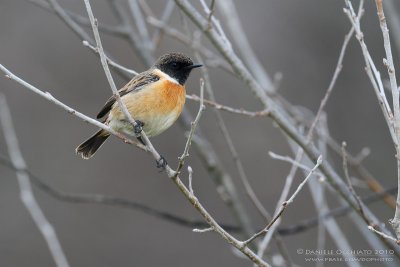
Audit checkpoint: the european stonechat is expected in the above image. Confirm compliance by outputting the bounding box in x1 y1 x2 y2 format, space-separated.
76 52 202 162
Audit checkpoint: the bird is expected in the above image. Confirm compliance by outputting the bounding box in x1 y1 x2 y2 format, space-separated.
75 52 202 168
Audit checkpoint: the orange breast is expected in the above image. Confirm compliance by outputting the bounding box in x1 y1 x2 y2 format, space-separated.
109 76 186 137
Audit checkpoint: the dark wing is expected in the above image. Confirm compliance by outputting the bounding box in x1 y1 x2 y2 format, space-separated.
96 71 160 119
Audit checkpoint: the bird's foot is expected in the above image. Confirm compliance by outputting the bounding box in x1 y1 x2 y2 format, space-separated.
134 120 144 136
156 155 167 172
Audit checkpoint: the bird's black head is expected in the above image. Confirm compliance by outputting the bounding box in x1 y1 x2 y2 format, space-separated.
154 53 202 85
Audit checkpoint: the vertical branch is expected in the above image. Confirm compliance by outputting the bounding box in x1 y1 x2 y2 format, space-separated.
341 142 365 217
175 79 206 173
83 0 166 175
375 0 400 238
0 96 69 267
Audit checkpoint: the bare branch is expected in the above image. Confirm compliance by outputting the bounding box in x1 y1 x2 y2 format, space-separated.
344 0 395 141
243 156 322 247
82 40 138 76
27 0 126 36
0 95 69 267
193 227 213 233
0 151 396 237
0 64 144 149
82 2 270 265
175 0 400 255
147 17 232 72
374 0 400 239
176 79 206 174
194 50 271 220
188 166 194 195
341 142 366 217
368 226 399 244
46 0 92 41
269 151 323 175
108 0 153 66
257 1 363 254
186 94 269 117
83 0 168 176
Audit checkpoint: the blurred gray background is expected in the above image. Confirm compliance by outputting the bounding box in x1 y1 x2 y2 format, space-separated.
1 0 400 266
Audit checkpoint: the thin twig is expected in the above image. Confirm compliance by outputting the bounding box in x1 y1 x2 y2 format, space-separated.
193 227 213 233
279 186 398 236
27 0 127 36
368 226 399 244
312 121 396 208
46 0 93 42
82 40 138 76
188 166 194 195
147 17 232 72
243 156 322 247
0 64 144 149
344 0 395 141
269 151 323 175
175 79 206 174
341 142 366 217
187 94 269 117
108 0 153 66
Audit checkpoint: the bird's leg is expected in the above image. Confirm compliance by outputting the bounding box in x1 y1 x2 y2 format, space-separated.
134 120 144 136
156 155 167 172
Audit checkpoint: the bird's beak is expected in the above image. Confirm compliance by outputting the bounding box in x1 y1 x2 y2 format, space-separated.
185 64 203 70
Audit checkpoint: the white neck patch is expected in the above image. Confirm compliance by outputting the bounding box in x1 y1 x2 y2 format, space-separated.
154 68 179 85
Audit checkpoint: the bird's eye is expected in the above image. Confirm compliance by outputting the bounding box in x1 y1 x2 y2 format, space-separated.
171 62 178 68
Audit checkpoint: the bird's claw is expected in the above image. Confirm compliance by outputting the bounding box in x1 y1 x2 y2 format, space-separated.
156 155 167 172
134 120 144 136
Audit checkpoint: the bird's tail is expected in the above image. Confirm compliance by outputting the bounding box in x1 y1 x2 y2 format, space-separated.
75 129 110 159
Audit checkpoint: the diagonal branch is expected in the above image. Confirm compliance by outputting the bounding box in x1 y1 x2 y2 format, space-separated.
83 0 167 174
